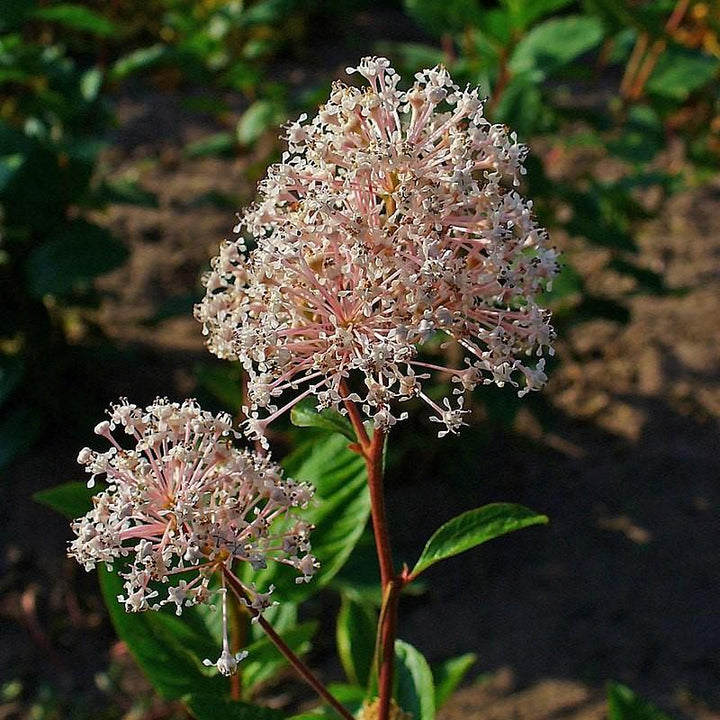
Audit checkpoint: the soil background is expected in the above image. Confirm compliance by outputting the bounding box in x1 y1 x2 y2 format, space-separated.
1 20 719 720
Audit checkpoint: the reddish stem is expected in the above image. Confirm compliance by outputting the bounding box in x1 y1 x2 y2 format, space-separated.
223 570 353 720
340 385 398 720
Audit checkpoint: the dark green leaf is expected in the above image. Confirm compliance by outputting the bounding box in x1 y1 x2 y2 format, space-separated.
607 681 672 720
491 73 543 137
25 220 128 298
411 503 548 578
432 653 477 709
288 684 367 719
0 353 24 407
291 398 356 442
336 595 377 687
144 293 202 326
509 16 605 80
31 4 116 36
403 0 483 36
34 481 95 519
99 568 228 700
646 47 720 102
194 363 243 413
0 404 43 469
394 640 435 720
97 178 159 207
184 694 283 720
608 258 666 294
246 433 370 603
502 0 575 31
184 132 236 159
242 622 317 694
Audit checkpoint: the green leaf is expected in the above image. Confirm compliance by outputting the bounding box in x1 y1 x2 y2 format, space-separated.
509 16 605 80
25 220 128 298
403 0 483 36
184 132 236 159
0 154 24 194
242 621 317 694
411 503 548 578
80 68 103 102
34 481 95 519
291 398 356 442
97 178 159 207
236 100 281 146
289 684 367 719
0 404 43 469
194 363 243 413
394 640 435 720
184 694 283 720
645 46 720 102
0 353 24 407
31 4 116 36
432 653 477 709
336 595 377 687
110 45 170 82
245 433 370 603
502 0 575 31
98 568 228 700
606 681 672 720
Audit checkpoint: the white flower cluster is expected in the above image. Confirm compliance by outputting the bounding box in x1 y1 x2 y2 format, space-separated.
69 398 317 674
196 57 558 440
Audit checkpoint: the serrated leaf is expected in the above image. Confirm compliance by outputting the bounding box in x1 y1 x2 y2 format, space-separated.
607 681 672 720
34 481 95 519
411 503 548 578
432 653 477 709
31 4 116 36
291 398 356 442
394 640 435 720
336 595 377 687
25 220 128 298
184 694 283 720
509 16 605 80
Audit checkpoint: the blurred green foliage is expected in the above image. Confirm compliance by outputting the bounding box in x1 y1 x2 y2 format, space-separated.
4 0 719 462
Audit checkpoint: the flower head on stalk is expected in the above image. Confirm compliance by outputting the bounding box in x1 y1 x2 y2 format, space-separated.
69 398 317 675
195 57 559 443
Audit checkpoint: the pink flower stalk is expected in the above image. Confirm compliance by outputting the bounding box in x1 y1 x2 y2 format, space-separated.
69 398 316 675
195 57 559 441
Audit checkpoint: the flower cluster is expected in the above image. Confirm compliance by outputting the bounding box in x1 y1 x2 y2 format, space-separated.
69 398 317 674
195 57 558 440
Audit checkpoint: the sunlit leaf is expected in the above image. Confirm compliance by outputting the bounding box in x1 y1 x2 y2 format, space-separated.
411 503 548 578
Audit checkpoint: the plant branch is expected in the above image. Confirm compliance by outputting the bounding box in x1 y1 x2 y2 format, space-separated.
223 570 353 720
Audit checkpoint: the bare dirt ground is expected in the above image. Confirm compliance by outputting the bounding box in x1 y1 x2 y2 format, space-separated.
2 84 719 720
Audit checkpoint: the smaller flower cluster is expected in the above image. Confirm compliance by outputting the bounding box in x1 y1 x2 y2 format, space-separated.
70 398 317 674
